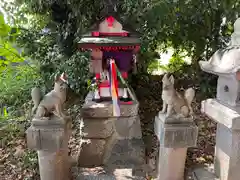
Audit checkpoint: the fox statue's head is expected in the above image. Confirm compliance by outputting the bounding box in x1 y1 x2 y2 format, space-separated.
54 72 68 92
162 73 175 90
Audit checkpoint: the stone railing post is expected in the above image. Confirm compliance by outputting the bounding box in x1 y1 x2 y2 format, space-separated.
154 114 198 180
193 18 240 180
26 117 72 180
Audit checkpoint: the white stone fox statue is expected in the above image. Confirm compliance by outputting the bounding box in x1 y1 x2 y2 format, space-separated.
159 73 195 118
31 73 69 119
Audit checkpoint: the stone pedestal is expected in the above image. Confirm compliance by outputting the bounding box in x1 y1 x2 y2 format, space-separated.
26 116 72 180
193 99 240 180
78 91 144 169
155 113 198 180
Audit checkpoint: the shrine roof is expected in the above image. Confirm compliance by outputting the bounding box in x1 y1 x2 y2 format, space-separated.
80 13 140 37
78 36 140 47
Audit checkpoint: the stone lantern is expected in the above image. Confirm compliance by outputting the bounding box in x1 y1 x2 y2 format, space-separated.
193 18 240 180
199 19 240 107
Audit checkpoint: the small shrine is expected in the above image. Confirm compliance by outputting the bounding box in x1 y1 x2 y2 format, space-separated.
77 14 144 175
78 15 140 116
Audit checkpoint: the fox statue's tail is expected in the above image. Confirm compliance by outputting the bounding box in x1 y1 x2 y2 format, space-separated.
184 87 195 114
31 87 42 115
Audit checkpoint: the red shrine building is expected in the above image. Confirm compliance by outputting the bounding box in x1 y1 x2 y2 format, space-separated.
78 15 141 104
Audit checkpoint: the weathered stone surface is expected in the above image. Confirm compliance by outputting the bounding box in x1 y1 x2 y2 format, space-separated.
78 139 107 167
154 114 198 180
158 147 187 180
38 149 70 180
80 118 114 138
201 99 240 130
154 116 198 148
157 112 194 124
216 76 240 107
191 165 219 180
26 126 64 150
78 91 144 170
75 139 146 180
76 169 146 180
107 139 145 169
26 116 72 180
81 92 139 118
26 117 72 151
213 123 240 180
78 115 143 166
115 116 142 140
80 116 142 140
201 100 240 180
31 116 70 126
102 132 119 164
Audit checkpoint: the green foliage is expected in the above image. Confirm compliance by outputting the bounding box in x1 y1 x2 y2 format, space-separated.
163 52 189 73
4 0 240 98
0 65 40 106
17 28 90 95
147 59 161 73
0 14 24 70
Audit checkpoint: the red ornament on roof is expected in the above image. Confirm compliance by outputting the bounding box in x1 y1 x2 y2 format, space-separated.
106 16 115 27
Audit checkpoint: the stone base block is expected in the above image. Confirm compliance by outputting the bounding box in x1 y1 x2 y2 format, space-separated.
79 91 143 168
75 139 146 179
80 116 142 140
79 115 142 166
26 116 72 151
78 138 107 167
81 92 139 118
38 150 70 180
158 147 187 180
154 115 198 148
201 99 240 130
78 131 118 167
202 99 240 180
80 118 114 138
115 116 142 139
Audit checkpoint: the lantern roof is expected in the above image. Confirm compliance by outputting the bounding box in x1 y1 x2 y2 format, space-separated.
199 18 240 75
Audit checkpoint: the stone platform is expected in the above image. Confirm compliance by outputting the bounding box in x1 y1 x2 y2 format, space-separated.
78 91 145 170
75 139 146 180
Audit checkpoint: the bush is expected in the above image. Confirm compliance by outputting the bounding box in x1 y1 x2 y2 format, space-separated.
0 65 41 108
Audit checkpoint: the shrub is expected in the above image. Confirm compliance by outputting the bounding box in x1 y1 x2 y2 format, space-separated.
0 64 41 108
